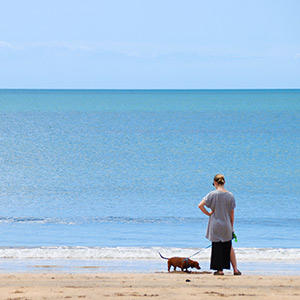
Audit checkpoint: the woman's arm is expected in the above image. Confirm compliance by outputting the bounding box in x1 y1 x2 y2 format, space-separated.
198 199 214 217
230 209 234 228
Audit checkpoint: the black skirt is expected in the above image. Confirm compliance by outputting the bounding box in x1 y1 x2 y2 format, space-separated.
210 240 232 271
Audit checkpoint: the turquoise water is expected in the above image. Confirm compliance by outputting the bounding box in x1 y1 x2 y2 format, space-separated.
0 89 299 255
0 89 299 112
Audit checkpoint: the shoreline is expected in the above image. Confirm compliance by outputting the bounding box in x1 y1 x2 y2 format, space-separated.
1 258 300 275
0 273 299 299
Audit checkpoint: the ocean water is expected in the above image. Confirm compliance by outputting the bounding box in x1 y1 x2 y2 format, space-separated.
0 89 299 271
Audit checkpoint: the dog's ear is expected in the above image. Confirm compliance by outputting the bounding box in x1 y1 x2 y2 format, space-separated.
192 261 199 268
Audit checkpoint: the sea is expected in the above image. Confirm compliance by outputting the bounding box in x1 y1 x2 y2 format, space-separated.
0 89 299 274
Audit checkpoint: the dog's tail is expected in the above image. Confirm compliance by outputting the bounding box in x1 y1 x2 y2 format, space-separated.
158 252 168 260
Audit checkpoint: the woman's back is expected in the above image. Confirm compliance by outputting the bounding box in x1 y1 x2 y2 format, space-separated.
204 190 235 242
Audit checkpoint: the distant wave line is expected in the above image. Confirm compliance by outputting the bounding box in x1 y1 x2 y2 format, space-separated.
0 216 299 225
0 216 206 225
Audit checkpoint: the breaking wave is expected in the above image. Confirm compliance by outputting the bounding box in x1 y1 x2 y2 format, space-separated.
0 247 299 261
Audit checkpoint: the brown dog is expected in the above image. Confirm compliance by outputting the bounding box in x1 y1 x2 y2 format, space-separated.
159 252 201 272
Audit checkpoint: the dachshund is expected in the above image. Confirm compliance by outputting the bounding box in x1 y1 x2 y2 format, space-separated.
159 252 201 272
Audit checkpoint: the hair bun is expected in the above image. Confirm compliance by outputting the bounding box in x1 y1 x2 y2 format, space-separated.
214 174 225 185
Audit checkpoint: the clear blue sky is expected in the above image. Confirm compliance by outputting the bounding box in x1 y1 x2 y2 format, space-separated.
0 0 299 89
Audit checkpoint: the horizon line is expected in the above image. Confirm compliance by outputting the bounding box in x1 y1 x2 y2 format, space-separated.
0 88 300 91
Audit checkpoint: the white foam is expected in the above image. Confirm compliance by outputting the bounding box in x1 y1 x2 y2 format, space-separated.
0 247 299 262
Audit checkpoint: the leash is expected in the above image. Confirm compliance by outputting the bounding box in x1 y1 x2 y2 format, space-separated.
159 233 238 260
158 246 211 261
188 233 238 258
188 245 211 259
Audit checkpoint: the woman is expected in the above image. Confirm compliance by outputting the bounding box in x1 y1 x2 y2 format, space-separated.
198 174 241 275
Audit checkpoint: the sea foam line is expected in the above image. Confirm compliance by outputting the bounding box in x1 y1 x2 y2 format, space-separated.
0 247 299 262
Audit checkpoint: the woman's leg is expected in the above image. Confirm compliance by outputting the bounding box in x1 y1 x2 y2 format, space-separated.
230 247 241 275
230 247 237 272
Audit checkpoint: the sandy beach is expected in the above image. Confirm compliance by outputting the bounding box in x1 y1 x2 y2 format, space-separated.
0 272 299 300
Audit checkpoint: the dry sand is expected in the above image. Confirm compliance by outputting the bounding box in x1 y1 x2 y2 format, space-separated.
0 272 299 300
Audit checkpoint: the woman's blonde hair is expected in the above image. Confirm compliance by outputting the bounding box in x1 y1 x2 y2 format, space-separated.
214 174 225 185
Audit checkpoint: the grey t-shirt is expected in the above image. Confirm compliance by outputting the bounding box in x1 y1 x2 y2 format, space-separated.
204 190 236 242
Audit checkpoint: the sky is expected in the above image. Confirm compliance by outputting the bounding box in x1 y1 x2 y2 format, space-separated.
0 0 300 89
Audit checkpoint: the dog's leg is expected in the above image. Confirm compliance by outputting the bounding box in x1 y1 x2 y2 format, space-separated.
168 261 171 272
